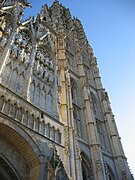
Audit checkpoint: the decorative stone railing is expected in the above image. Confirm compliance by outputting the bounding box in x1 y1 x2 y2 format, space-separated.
0 85 62 145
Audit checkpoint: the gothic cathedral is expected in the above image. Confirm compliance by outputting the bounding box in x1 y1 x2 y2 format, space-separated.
0 0 133 180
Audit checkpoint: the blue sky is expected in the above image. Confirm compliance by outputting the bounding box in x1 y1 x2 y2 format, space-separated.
24 0 135 176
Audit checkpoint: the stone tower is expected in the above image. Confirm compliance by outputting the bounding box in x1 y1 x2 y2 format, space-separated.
0 0 133 179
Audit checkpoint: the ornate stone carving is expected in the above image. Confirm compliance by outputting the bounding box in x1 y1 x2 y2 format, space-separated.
48 146 69 180
0 23 12 48
0 0 31 9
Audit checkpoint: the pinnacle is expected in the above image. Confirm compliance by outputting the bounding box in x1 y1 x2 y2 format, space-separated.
52 0 60 5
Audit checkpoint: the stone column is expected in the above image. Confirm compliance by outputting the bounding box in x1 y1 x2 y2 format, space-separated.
0 30 17 80
56 32 81 179
76 51 106 180
83 85 106 180
65 69 83 180
101 90 131 180
25 44 37 100
53 53 59 119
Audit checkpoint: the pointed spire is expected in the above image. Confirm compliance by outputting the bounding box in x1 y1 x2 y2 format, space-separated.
53 0 59 5
51 0 60 8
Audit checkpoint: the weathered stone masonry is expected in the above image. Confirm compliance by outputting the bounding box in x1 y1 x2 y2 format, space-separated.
0 0 133 179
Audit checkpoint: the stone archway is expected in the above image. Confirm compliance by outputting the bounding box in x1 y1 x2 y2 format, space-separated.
0 120 41 180
0 154 20 180
81 152 94 180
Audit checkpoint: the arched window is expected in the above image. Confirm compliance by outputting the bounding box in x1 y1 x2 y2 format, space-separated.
9 69 18 90
81 152 93 180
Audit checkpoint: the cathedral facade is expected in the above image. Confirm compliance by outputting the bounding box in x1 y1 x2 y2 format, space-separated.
0 0 133 179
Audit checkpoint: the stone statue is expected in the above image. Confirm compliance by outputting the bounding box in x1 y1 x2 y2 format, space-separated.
49 59 54 69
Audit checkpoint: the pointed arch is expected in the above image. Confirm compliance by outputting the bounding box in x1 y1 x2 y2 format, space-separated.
0 121 41 180
81 152 94 180
104 162 116 180
0 154 20 180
